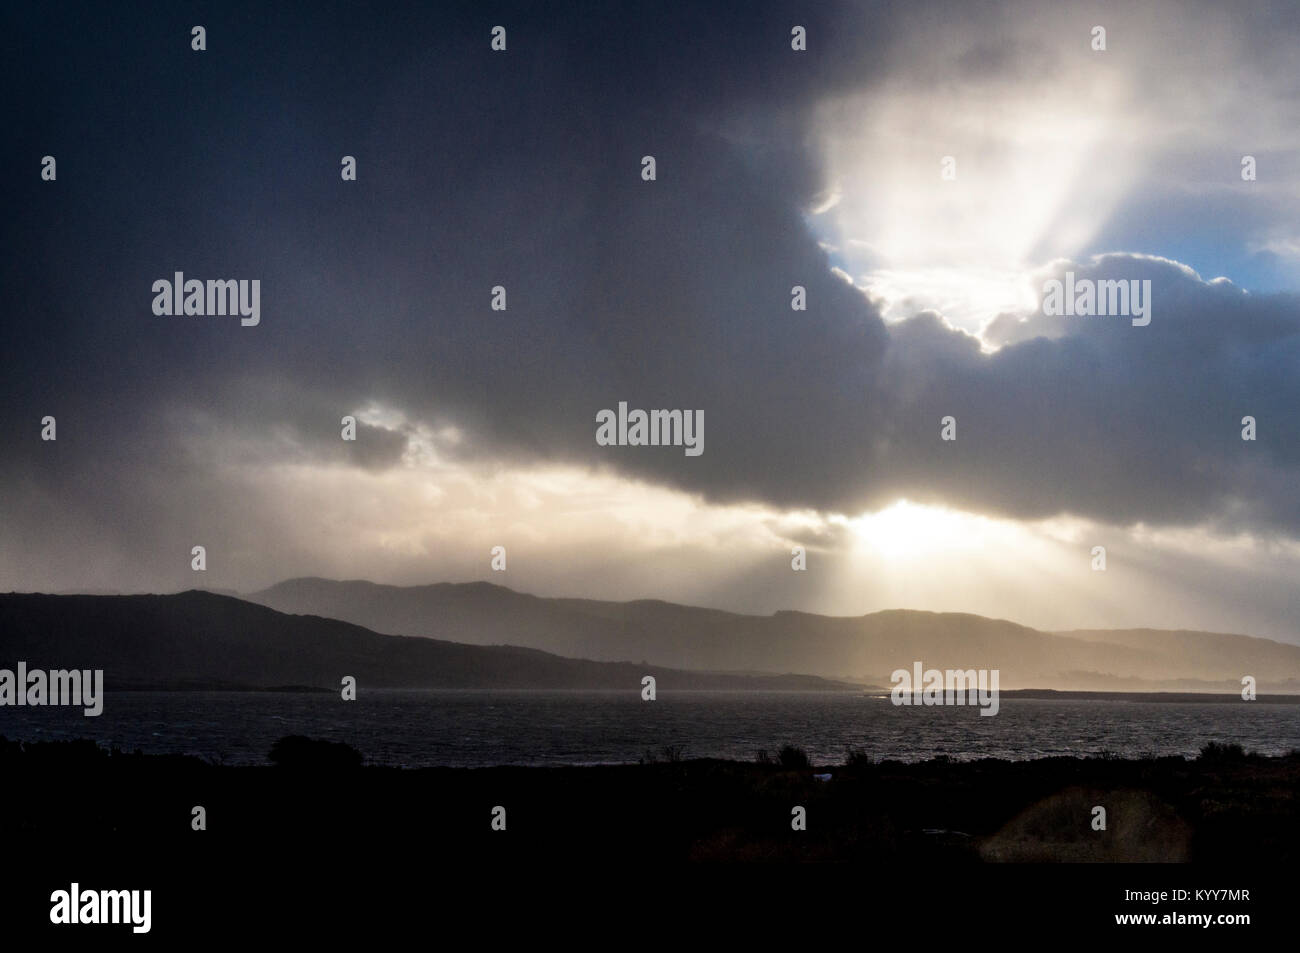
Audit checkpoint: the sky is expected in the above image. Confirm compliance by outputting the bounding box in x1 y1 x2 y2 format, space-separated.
3 1 1299 642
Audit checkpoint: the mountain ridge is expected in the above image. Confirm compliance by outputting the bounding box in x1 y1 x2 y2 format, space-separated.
0 590 859 692
244 577 1300 691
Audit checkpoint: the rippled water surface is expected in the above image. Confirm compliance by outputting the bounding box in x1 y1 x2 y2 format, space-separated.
2 690 1297 767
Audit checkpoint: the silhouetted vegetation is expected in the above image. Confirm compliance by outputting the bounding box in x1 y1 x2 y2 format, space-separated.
777 745 811 769
1198 740 1250 761
844 747 874 768
268 735 363 769
2 735 1298 864
754 745 811 769
640 744 686 764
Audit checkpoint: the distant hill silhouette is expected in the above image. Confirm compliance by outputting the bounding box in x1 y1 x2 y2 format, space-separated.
246 578 1300 691
0 591 857 691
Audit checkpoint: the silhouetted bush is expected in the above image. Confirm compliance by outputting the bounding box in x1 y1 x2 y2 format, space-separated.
844 747 873 768
776 744 810 770
268 735 363 769
640 744 685 764
1199 741 1247 762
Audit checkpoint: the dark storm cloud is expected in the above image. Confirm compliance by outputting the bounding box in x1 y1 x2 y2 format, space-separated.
875 257 1300 534
3 0 1299 589
347 422 410 471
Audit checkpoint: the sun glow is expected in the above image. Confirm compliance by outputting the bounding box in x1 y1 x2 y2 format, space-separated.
807 34 1141 334
842 500 1003 560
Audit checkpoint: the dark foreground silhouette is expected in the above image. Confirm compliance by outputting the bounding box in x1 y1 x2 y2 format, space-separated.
2 735 1295 864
